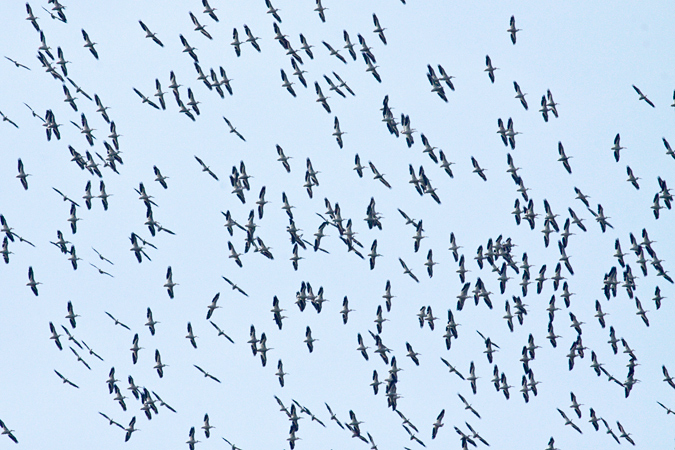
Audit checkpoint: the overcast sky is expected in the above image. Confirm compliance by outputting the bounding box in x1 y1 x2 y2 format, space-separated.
1 0 674 448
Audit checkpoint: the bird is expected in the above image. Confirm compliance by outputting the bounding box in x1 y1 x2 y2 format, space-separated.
368 240 381 270
616 421 635 445
557 408 582 434
373 14 387 44
198 413 214 439
164 266 177 298
405 342 420 365
139 20 163 46
305 326 317 352
16 159 30 190
508 16 521 44
431 409 444 439
65 301 79 328
54 370 79 388
399 258 419 282
265 0 282 22
314 81 331 113
315 0 327 22
190 12 212 39
369 161 392 188
275 359 287 387
513 81 528 109
49 322 63 350
0 110 19 128
471 156 487 181
485 55 498 83
557 142 572 173
223 116 246 141
81 29 98 59
570 392 583 418
243 24 261 52
194 155 219 180
5 55 30 71
185 427 199 450
280 69 296 97
632 84 655 107
133 87 160 109
625 165 640 189
105 311 130 330
333 116 345 148
186 322 198 348
194 365 221 383
612 133 625 162
129 333 142 364
27 266 40 296
658 401 675 415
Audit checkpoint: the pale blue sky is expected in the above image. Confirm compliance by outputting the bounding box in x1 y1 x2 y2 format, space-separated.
0 0 674 448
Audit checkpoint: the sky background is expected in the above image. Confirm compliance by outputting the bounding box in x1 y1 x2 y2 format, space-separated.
1 0 674 448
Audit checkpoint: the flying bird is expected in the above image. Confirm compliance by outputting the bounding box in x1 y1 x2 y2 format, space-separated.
373 14 387 44
632 84 655 107
223 116 246 141
54 370 79 388
195 155 219 180
485 55 498 83
139 20 163 46
81 29 98 59
508 16 520 44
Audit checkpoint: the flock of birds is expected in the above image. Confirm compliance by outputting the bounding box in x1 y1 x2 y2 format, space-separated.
1 0 674 448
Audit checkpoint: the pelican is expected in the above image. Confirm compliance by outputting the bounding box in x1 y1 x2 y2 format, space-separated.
508 16 520 44
405 342 420 366
190 12 212 39
356 333 369 360
201 414 214 438
194 365 221 383
314 82 331 113
62 84 78 111
399 258 419 282
513 81 527 109
373 13 386 44
471 156 487 181
16 159 30 190
179 34 199 62
97 181 111 210
610 133 626 162
63 301 79 329
123 417 138 442
81 29 98 59
2 231 29 254
139 20 163 46
49 322 63 350
133 87 160 109
315 0 327 22
281 69 296 97
305 326 317 352
368 161 392 188
186 322 198 348
25 3 40 31
333 116 345 148
54 370 79 388
228 242 243 267
432 409 445 439
223 116 245 141
485 55 498 83
343 30 357 60
194 155 219 180
266 0 282 22
27 266 40 296
0 110 19 128
243 24 261 51
632 84 655 107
